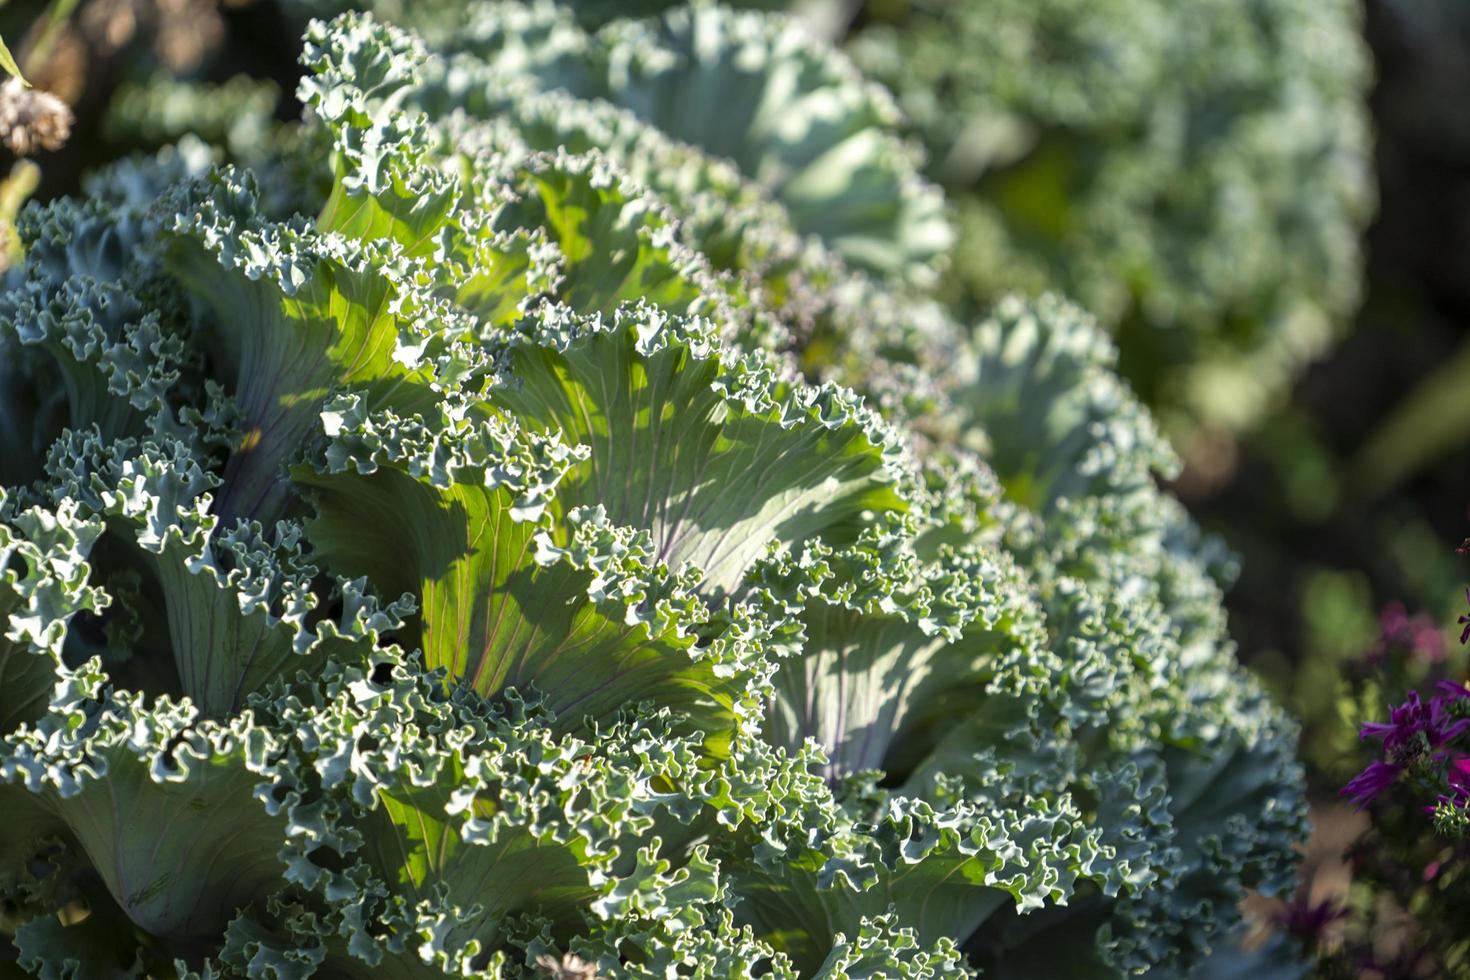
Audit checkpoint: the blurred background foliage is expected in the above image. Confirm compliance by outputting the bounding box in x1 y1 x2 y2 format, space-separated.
564 0 1378 442
841 0 1375 443
2 0 1470 971
1188 0 1470 760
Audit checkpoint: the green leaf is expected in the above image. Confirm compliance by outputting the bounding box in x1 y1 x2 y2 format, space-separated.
13 903 146 980
0 36 28 87
756 523 1049 783
161 169 480 524
298 394 767 745
1351 332 1470 498
0 493 107 733
41 432 412 717
485 304 913 594
954 294 1177 513
436 1 951 283
2 686 294 948
261 665 756 967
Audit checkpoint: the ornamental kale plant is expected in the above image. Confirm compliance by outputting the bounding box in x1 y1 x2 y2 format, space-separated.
0 5 1304 977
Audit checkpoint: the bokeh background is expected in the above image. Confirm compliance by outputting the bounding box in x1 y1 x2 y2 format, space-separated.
2 0 1468 971
1185 0 1470 767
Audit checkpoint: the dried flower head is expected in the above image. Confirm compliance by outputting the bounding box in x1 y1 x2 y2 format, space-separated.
0 77 73 156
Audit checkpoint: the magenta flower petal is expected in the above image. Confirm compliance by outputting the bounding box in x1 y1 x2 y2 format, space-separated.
1437 679 1470 701
1342 760 1401 809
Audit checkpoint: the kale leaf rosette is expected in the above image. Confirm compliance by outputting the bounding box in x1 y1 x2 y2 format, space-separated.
0 8 1304 977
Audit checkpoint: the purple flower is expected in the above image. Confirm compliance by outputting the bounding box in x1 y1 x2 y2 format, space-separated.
1438 679 1470 703
1358 689 1470 754
1343 760 1401 808
1459 589 1470 644
1342 684 1470 809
